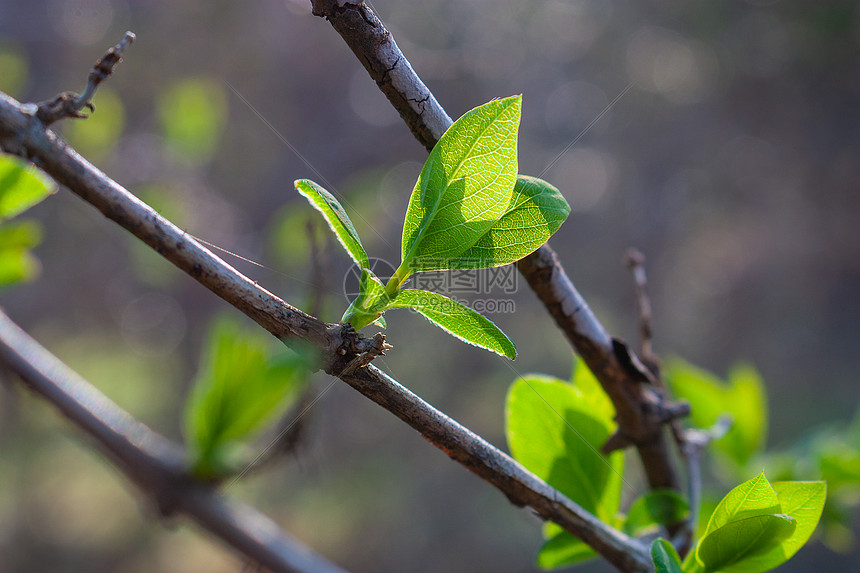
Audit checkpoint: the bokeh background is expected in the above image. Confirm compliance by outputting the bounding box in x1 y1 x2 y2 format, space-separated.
1 0 859 571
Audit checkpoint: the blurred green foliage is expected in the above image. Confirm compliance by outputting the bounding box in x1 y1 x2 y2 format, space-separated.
63 87 125 163
184 316 311 478
0 44 27 98
157 77 228 167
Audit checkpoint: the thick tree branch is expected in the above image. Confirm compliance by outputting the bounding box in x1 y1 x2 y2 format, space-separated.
310 0 685 493
0 309 347 573
0 85 651 571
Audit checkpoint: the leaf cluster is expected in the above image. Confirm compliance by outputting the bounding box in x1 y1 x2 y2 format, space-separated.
295 96 570 358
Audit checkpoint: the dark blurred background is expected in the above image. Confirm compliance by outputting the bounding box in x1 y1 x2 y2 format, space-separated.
1 1 859 571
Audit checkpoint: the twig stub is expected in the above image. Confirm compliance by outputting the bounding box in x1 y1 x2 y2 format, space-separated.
36 31 135 125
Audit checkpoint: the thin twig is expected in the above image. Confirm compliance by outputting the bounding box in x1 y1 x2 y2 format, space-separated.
0 87 651 572
36 31 135 125
309 0 686 499
673 415 733 555
0 309 348 573
625 248 659 377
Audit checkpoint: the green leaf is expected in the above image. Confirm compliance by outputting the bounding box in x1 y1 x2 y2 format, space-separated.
0 219 42 249
714 481 827 573
444 175 570 269
505 375 622 518
702 473 781 539
341 268 388 329
625 489 690 536
400 96 521 273
295 179 369 270
665 359 767 469
184 317 309 477
0 219 43 287
387 289 516 358
0 154 56 221
651 538 683 573
697 514 796 573
537 525 596 570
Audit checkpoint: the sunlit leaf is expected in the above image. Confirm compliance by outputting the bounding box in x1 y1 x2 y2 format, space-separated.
697 514 796 573
388 289 516 358
295 179 369 269
625 489 690 536
444 175 569 269
702 473 780 539
0 154 56 221
400 96 521 273
537 524 596 570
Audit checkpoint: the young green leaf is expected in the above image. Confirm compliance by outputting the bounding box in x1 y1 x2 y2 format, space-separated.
702 472 781 539
697 514 796 573
0 154 56 221
184 317 310 477
505 374 622 518
295 179 369 269
625 489 690 536
712 481 827 573
651 538 683 573
444 175 570 269
399 96 521 274
341 268 389 329
388 289 516 358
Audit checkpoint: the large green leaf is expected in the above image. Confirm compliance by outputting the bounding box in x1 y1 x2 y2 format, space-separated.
702 473 781 539
651 538 683 573
711 481 826 573
400 96 521 273
295 179 369 269
184 317 309 477
665 359 767 469
505 374 622 517
697 514 796 573
443 175 570 269
0 154 56 220
388 289 515 358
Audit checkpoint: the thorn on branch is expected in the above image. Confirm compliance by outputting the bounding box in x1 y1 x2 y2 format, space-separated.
36 31 135 126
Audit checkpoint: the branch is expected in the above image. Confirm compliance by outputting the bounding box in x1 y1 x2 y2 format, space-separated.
310 0 686 494
0 309 347 573
0 82 651 573
625 248 658 375
36 31 135 125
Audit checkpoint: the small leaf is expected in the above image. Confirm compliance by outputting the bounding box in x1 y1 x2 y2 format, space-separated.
505 375 622 517
702 472 781 540
444 175 570 269
388 289 516 358
184 317 309 477
697 514 796 573
625 490 690 536
341 268 388 329
651 538 683 573
400 96 521 273
537 527 596 569
0 154 56 221
295 179 369 269
0 246 39 287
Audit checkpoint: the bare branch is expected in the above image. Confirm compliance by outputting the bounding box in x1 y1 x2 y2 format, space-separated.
36 31 135 125
310 0 684 496
0 86 650 571
0 309 348 573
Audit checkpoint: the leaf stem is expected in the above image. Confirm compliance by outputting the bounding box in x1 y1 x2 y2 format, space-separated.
385 264 411 296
